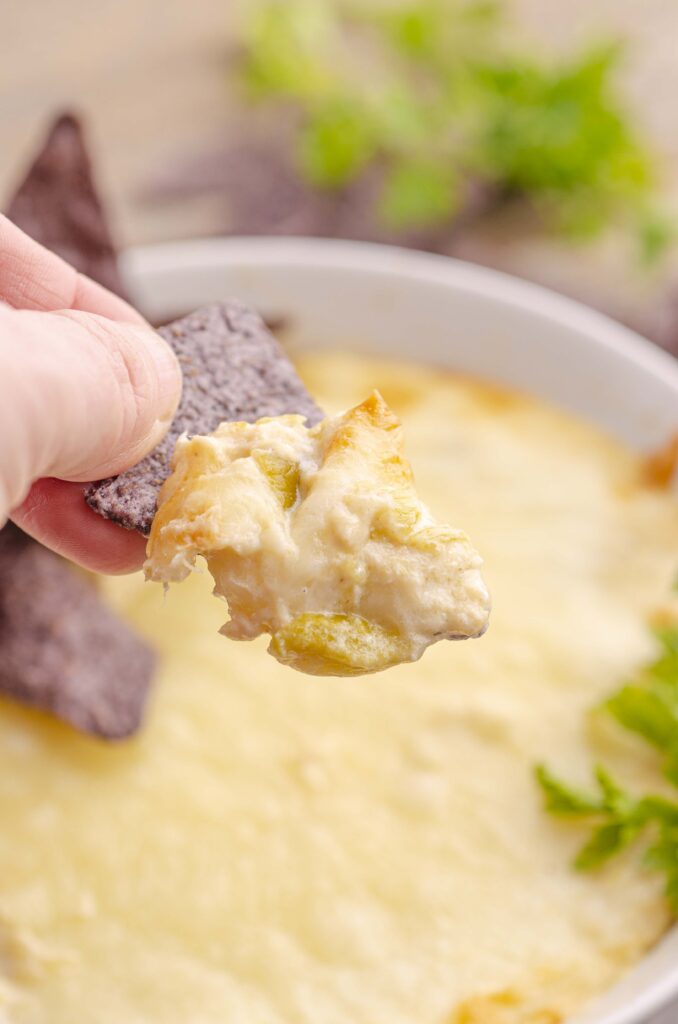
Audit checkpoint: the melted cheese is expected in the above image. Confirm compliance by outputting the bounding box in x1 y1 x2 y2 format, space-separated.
145 391 490 674
0 351 676 1024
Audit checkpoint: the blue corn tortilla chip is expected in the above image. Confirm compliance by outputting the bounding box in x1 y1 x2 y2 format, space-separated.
85 300 323 536
6 111 130 300
0 526 155 740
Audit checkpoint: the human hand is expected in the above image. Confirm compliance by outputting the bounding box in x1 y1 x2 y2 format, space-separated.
0 215 182 573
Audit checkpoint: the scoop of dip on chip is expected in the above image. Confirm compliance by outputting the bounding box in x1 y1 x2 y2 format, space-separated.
144 391 490 675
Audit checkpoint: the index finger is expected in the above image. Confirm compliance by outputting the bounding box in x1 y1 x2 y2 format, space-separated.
0 214 144 324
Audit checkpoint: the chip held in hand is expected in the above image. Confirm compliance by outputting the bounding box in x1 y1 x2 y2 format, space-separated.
85 302 322 536
144 391 491 676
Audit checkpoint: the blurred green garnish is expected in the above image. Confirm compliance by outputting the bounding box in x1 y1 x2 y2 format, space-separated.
238 0 670 257
537 626 678 913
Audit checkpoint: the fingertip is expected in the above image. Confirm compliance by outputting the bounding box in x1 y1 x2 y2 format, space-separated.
12 478 147 575
42 311 181 481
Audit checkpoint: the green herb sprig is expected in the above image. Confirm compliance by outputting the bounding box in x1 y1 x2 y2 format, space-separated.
238 0 671 259
537 627 678 912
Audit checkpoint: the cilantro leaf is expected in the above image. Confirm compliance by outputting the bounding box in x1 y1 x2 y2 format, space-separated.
653 625 678 671
605 627 678 784
537 763 678 882
535 762 636 820
237 0 669 251
645 828 678 912
380 161 459 228
301 98 377 187
537 621 678 915
638 211 675 266
638 795 678 827
574 821 642 871
665 753 678 789
605 685 678 751
593 764 620 802
241 0 336 101
535 765 603 816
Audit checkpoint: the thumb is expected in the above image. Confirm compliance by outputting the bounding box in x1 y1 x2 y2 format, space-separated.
0 304 181 517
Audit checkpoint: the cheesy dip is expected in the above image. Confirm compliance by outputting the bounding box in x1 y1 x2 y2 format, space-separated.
0 351 676 1024
145 391 490 675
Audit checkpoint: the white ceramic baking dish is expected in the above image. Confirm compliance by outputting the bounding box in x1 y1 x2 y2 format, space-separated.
121 236 678 1024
